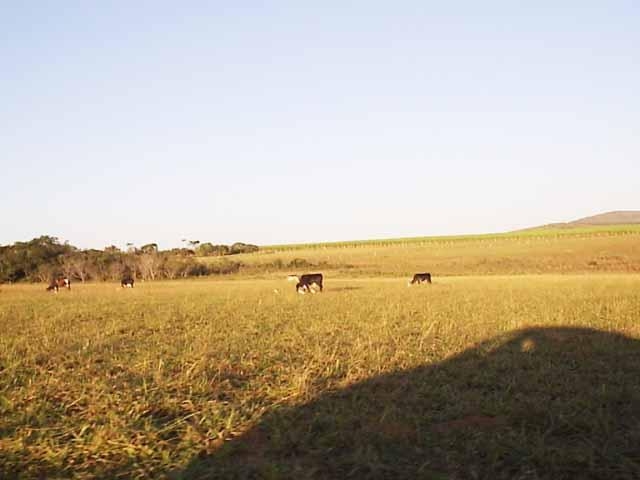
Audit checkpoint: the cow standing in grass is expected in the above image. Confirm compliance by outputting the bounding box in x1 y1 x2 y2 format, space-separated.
121 276 135 288
47 277 70 292
408 273 432 286
288 273 323 294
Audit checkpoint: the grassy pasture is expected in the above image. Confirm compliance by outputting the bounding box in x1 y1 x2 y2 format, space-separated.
203 229 640 277
261 224 640 251
1 273 640 479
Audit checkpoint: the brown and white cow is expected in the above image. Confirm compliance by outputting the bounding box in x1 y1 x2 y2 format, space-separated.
47 276 70 292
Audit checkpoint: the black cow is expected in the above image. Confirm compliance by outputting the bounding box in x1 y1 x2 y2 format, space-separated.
47 276 70 292
289 273 323 294
409 273 432 286
121 276 135 288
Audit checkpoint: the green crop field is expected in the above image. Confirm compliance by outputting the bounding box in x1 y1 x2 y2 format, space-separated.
2 229 640 479
203 226 640 278
261 224 640 251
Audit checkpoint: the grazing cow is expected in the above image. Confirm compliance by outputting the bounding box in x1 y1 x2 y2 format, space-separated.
288 273 323 294
47 276 70 292
121 276 135 288
408 273 432 286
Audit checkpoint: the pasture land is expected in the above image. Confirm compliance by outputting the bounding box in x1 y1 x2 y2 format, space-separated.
263 224 640 250
1 274 640 479
203 228 640 277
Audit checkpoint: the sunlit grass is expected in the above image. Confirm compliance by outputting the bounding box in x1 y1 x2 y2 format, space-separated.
203 231 640 277
1 274 639 478
260 224 640 250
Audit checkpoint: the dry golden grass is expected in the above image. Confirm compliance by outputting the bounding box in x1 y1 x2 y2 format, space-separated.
2 271 640 478
203 231 640 277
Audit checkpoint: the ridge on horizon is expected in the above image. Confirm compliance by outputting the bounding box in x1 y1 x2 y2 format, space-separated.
566 210 640 225
264 210 640 248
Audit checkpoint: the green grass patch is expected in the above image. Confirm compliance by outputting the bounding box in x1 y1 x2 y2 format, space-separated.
261 224 640 251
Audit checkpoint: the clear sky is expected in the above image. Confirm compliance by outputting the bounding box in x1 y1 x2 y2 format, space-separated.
2 1 638 249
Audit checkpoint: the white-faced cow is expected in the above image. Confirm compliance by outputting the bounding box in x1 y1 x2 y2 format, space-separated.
288 273 323 294
121 276 135 288
408 273 432 286
47 276 70 292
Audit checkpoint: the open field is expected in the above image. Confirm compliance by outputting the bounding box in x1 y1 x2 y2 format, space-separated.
2 273 640 479
203 228 640 277
261 224 640 251
263 223 640 251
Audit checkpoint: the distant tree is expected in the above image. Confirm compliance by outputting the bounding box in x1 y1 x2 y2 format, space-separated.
162 256 192 279
0 236 74 282
140 243 159 254
214 245 231 256
138 253 160 281
96 247 127 281
182 238 200 249
229 242 259 255
0 235 259 283
196 242 213 256
196 243 230 256
62 252 91 282
35 263 57 283
117 264 135 281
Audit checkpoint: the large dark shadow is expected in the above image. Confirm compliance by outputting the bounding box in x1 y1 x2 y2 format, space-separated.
176 327 640 480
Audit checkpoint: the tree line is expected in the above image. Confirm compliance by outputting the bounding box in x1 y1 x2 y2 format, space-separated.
0 236 259 283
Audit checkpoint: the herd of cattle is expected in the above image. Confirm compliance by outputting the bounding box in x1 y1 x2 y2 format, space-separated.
46 275 135 292
46 272 432 294
287 271 432 294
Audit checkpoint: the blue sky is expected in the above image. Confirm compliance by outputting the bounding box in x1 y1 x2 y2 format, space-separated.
2 1 638 249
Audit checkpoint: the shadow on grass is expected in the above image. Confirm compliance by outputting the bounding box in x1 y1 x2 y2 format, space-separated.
175 327 640 480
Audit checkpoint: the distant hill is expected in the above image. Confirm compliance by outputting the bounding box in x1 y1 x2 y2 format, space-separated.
567 211 640 225
261 211 640 251
519 211 640 231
